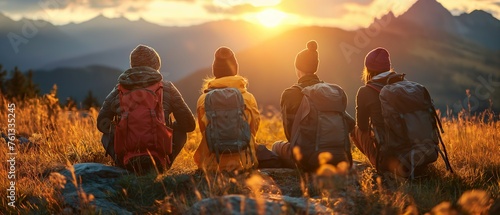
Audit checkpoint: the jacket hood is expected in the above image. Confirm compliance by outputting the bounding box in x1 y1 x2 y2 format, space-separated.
201 75 248 93
118 66 163 89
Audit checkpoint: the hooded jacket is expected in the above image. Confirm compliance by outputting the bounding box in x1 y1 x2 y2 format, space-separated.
193 75 260 171
97 66 195 136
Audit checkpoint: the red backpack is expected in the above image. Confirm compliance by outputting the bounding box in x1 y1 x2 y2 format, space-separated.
114 81 173 171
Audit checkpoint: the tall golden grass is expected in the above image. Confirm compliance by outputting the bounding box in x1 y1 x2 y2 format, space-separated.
0 94 498 214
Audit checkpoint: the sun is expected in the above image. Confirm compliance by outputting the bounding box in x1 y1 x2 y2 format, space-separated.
255 8 287 28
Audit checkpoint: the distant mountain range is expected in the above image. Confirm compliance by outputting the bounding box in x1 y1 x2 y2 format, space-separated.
1 14 289 81
32 65 122 103
175 0 500 114
2 0 499 113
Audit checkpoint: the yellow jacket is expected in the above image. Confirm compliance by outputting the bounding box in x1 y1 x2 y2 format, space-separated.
193 76 260 171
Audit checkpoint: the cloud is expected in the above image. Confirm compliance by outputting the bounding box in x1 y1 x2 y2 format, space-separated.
204 0 282 14
1 0 64 13
1 0 498 27
202 0 374 18
277 0 373 18
204 3 261 14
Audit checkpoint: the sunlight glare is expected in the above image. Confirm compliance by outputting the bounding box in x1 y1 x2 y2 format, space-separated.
255 8 287 28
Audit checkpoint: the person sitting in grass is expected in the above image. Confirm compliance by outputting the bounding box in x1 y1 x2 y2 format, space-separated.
352 47 451 178
193 46 260 172
272 40 355 172
97 44 195 173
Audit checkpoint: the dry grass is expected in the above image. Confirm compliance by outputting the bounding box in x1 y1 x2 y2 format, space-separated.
0 95 498 214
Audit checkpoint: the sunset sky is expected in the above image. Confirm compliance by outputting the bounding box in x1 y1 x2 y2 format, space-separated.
1 0 499 29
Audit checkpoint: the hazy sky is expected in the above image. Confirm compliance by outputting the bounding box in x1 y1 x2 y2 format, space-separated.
1 0 499 29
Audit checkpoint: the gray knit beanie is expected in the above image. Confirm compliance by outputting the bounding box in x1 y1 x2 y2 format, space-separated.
130 44 161 70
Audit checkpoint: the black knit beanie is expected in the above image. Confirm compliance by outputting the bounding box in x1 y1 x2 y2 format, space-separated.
212 47 238 78
294 40 319 74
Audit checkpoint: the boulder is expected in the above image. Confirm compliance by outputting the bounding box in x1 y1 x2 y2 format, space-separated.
186 194 282 215
58 163 131 214
186 194 334 215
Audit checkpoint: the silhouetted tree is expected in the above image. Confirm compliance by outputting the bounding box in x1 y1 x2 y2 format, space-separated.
25 70 40 98
65 97 78 110
0 64 7 94
5 67 26 99
82 90 99 110
0 65 6 108
4 67 40 100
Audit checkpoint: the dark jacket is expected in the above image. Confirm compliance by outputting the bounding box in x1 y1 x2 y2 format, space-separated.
97 66 196 135
281 74 355 142
355 72 394 135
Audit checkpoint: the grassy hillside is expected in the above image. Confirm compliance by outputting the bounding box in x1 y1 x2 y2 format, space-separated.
0 95 498 214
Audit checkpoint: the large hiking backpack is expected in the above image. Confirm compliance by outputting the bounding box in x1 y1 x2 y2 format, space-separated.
114 81 173 172
367 73 453 178
291 83 353 170
204 88 252 163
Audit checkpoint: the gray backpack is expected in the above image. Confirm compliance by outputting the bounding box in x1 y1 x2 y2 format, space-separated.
291 83 352 170
204 88 251 163
368 73 453 178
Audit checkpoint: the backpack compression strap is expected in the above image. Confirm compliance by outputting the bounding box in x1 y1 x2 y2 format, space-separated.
363 82 384 170
204 90 221 163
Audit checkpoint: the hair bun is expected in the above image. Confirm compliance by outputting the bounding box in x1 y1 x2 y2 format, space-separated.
306 40 318 51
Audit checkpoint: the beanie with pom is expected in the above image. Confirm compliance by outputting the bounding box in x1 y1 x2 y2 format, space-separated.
295 40 319 74
130 44 161 70
212 46 239 78
364 47 391 72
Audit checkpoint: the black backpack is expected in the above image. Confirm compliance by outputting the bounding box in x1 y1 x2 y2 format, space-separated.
290 83 352 171
204 88 252 163
367 73 453 178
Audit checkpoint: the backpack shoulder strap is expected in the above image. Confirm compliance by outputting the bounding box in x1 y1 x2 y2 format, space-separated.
290 82 326 147
290 91 310 148
204 87 215 94
366 82 384 93
292 84 304 92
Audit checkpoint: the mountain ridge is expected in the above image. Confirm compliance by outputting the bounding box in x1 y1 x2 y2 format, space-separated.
174 3 500 114
2 0 499 112
1 0 499 72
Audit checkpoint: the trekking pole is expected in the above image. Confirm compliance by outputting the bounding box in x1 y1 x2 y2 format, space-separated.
437 134 454 173
435 116 453 173
432 107 454 173
433 108 445 134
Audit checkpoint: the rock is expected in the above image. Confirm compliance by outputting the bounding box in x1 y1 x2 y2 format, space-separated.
258 161 371 197
258 168 302 196
186 194 282 215
0 133 39 151
186 194 334 215
268 194 335 214
58 163 131 215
